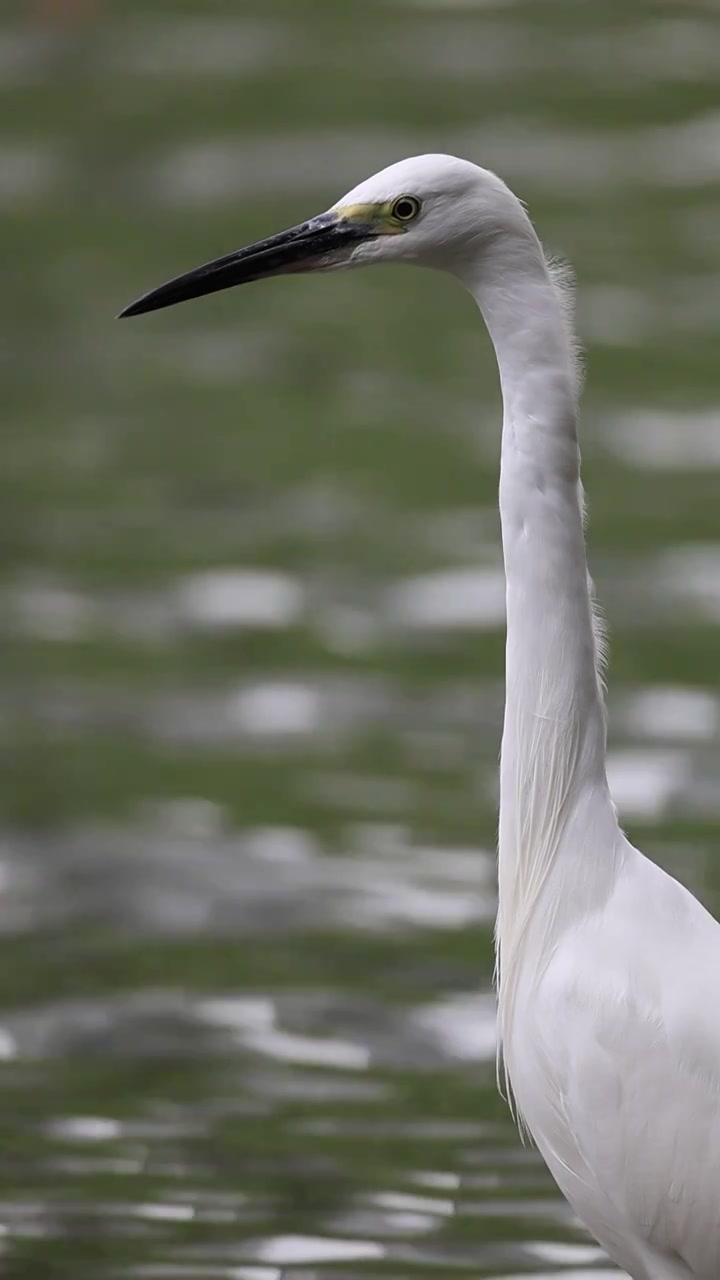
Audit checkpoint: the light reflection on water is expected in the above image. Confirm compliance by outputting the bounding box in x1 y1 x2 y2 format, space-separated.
2 0 719 1276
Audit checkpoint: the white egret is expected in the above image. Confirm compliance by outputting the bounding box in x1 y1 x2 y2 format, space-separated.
120 155 720 1278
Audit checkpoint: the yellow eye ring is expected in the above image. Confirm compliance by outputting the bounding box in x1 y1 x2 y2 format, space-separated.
391 195 421 223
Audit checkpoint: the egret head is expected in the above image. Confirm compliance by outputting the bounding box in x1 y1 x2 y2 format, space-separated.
119 155 525 318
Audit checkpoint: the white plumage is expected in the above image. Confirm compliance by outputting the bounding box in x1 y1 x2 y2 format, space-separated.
121 152 720 1279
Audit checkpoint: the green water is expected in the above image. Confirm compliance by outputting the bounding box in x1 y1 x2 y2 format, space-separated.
1 1 719 1275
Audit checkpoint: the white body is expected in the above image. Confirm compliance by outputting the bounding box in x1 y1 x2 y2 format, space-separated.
337 156 720 1278
508 833 720 1278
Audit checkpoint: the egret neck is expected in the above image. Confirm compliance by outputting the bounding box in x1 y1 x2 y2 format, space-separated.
463 230 620 1060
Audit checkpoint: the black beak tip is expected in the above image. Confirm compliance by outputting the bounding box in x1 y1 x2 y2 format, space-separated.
117 295 154 319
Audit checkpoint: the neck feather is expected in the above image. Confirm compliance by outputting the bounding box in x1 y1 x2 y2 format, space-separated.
462 220 618 1077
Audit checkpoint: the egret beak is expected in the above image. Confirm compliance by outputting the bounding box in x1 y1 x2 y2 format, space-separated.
117 211 374 319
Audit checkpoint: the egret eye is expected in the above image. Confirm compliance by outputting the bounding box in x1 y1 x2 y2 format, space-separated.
391 195 421 223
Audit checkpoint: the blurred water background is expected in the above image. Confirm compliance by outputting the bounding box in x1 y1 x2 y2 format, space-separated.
2 0 720 1275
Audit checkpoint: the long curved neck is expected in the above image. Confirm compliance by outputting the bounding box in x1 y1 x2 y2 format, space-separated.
463 222 617 1045
472 235 605 735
